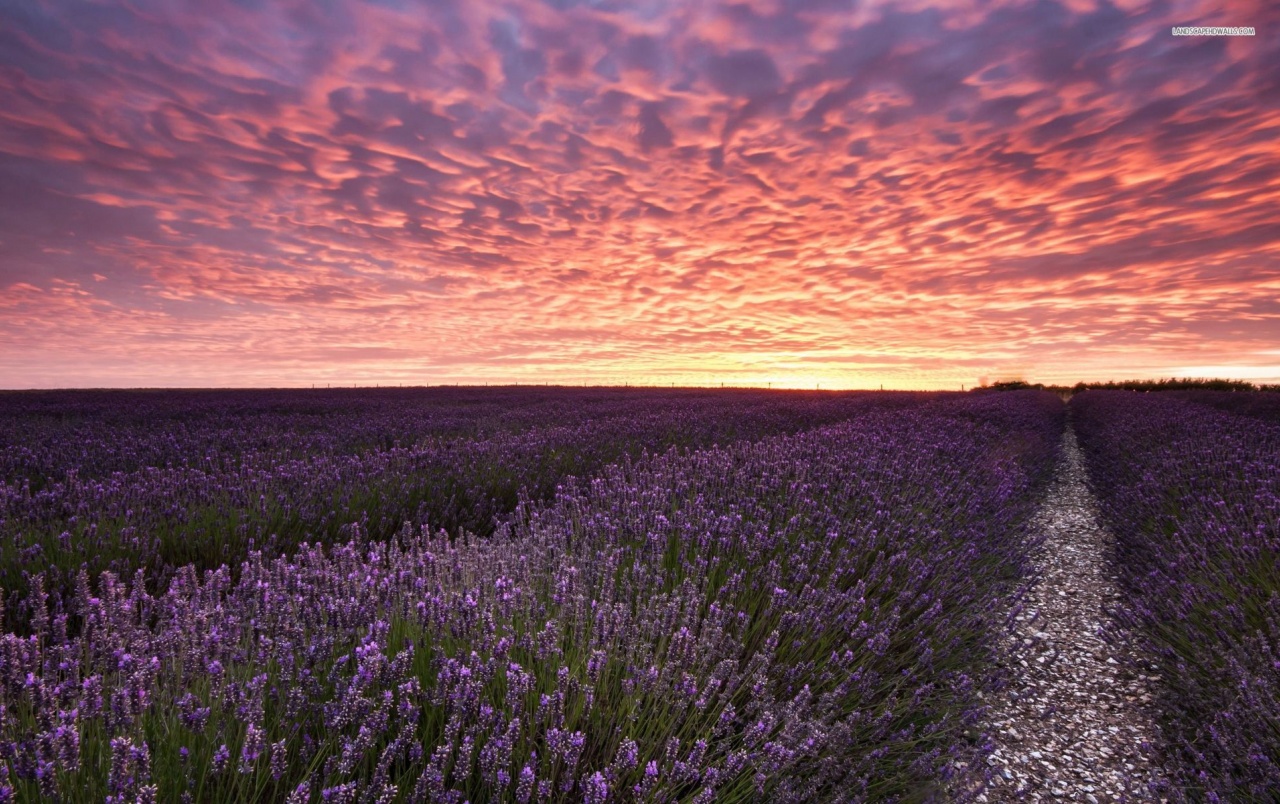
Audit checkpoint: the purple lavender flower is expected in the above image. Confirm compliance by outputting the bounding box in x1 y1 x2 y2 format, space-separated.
583 770 609 804
633 760 660 798
239 723 265 773
211 744 230 774
515 765 536 804
270 739 288 780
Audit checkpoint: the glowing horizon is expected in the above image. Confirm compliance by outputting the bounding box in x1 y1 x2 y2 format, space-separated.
2 0 1278 390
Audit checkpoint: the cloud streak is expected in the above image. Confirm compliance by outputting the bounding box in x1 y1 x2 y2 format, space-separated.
1 0 1277 388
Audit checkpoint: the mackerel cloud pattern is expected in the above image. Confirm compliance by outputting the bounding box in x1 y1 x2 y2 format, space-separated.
1 0 1277 387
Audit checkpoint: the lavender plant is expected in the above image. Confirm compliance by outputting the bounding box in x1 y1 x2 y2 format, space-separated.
0 390 1062 801
1073 390 1280 798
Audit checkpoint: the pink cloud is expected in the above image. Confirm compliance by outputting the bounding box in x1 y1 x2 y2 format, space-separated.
0 0 1277 389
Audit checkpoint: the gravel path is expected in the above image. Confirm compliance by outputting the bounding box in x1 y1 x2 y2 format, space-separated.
973 422 1173 802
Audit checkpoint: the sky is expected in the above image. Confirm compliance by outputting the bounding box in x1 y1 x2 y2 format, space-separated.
1 0 1277 390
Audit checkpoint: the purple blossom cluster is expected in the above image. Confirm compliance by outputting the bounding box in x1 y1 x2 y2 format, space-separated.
0 388 933 613
0 390 1064 801
1072 390 1280 798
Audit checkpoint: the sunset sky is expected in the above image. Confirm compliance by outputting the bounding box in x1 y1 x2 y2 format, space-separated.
1 0 1277 389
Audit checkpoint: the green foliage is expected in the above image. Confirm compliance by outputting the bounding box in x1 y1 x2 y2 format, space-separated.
1070 377 1259 393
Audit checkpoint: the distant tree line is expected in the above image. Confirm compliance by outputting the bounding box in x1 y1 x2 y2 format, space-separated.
975 378 1280 394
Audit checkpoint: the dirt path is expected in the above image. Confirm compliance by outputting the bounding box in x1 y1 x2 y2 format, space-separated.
975 423 1173 802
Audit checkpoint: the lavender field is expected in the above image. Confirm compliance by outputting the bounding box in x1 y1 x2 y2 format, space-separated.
0 388 935 609
0 387 1274 802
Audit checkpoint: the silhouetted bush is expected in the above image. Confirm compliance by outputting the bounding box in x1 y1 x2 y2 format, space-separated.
1070 377 1257 393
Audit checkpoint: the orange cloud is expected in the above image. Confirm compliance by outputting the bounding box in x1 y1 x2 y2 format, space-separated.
0 0 1277 388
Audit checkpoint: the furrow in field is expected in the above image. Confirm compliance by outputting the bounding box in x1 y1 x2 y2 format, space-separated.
978 424 1171 802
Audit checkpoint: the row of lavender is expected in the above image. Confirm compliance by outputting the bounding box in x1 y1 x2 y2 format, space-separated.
0 391 1064 801
1166 388 1280 425
5 388 902 485
1072 391 1280 798
0 388 934 615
